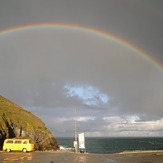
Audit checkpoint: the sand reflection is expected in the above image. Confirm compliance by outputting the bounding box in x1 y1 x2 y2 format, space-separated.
2 152 32 163
78 154 87 163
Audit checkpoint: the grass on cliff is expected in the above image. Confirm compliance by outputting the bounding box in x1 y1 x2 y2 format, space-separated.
0 95 49 133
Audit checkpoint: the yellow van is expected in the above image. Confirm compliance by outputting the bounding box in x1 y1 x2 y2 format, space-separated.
3 138 35 152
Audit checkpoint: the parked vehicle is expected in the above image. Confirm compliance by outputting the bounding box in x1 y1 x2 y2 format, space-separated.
3 138 35 152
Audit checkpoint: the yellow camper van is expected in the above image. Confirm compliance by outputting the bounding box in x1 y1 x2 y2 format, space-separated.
3 138 35 152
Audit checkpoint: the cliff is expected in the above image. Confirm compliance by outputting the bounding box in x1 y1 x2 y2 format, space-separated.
0 95 59 151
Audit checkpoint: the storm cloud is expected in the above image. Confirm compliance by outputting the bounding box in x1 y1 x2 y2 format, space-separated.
0 0 163 137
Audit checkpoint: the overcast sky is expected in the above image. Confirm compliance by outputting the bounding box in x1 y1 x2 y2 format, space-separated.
0 0 163 137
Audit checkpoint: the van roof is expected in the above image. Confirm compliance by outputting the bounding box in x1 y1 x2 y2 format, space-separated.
5 138 30 140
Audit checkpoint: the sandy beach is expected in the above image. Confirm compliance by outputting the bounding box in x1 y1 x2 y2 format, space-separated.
0 150 163 163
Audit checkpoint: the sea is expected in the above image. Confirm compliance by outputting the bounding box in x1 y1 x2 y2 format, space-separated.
56 137 163 154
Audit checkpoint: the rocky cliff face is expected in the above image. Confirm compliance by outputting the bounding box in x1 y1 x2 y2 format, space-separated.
0 95 59 150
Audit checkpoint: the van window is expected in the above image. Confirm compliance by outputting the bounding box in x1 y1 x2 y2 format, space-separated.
6 140 13 144
15 141 22 144
23 141 28 144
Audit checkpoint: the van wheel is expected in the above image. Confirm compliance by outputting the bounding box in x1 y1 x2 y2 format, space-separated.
6 148 11 152
22 148 27 153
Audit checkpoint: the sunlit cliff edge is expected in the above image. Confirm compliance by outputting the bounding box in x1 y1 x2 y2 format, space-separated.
0 95 59 151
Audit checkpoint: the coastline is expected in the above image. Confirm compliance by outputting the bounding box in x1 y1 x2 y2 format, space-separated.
118 150 163 154
1 150 163 163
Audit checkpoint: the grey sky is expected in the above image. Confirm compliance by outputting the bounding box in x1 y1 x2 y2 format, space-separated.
0 0 163 137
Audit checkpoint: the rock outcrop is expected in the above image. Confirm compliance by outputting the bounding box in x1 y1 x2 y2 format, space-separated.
0 95 59 150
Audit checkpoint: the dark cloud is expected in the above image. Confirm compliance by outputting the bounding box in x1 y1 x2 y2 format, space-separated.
0 0 163 137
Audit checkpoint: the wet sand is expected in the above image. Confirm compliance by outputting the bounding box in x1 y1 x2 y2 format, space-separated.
0 150 163 163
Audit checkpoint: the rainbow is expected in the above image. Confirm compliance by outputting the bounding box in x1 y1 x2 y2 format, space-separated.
0 23 162 70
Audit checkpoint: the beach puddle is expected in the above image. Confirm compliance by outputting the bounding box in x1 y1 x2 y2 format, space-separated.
78 155 87 163
1 151 163 163
100 157 117 163
0 152 33 163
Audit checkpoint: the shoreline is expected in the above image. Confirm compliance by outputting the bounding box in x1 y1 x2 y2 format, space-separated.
1 149 163 154
118 150 163 154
